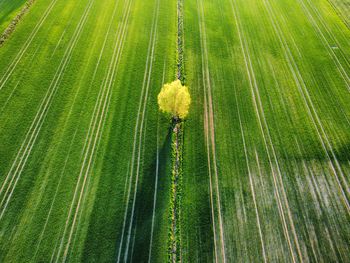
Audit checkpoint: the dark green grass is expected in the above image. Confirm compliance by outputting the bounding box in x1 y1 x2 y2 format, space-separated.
180 0 215 261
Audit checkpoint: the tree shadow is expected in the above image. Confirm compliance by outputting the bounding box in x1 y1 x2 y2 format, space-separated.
126 125 173 262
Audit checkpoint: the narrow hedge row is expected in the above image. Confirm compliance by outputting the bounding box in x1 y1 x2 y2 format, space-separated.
168 121 183 263
0 0 36 46
168 0 185 261
176 0 184 83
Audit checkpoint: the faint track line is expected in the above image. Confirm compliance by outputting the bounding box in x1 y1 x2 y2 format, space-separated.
33 9 110 255
0 0 60 91
229 0 303 261
53 0 133 260
291 0 350 90
197 0 226 261
234 87 267 263
116 0 160 260
0 0 95 221
148 62 166 263
32 128 78 261
262 0 350 213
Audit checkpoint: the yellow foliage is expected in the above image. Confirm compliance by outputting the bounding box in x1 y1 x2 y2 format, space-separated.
157 80 191 119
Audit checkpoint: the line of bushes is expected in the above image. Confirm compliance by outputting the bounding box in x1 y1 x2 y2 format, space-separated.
176 0 184 83
167 121 183 263
168 0 185 261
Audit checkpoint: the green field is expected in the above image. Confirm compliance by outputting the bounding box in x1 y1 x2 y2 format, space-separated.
329 0 350 27
0 0 349 262
0 0 28 33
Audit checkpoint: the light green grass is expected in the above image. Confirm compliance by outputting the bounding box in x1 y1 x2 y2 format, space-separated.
328 0 350 27
0 0 28 33
0 0 176 261
0 0 350 261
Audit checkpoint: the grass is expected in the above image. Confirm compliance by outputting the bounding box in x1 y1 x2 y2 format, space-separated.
328 0 350 27
0 0 28 33
0 0 349 261
182 0 350 261
0 0 176 261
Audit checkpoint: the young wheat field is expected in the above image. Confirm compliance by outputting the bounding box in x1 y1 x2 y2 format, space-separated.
0 0 349 262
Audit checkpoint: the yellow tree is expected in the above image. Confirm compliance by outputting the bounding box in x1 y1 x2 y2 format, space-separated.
157 80 191 121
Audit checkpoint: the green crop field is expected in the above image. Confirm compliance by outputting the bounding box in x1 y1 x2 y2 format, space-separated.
0 0 27 33
0 0 349 262
329 0 350 27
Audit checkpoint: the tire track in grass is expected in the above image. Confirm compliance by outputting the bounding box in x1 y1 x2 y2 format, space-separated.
302 0 350 66
32 128 78 261
68 91 113 259
0 80 20 113
32 6 111 253
203 93 218 262
148 62 166 263
53 0 133 261
0 39 42 114
0 0 95 221
297 133 350 259
0 0 60 91
148 116 160 263
294 138 337 260
289 0 350 90
0 0 91 200
229 0 303 261
262 0 350 212
197 0 226 261
233 87 267 262
42 2 122 257
116 0 160 260
0 6 77 113
0 0 88 121
330 0 350 28
68 60 117 257
271 57 349 259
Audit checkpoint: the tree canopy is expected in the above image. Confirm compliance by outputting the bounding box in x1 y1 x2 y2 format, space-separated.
158 80 191 119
